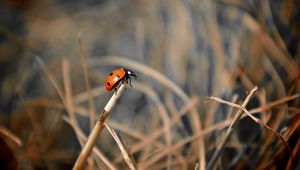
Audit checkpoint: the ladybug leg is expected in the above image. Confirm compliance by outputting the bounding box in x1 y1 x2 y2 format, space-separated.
123 76 131 87
128 78 133 88
120 79 128 90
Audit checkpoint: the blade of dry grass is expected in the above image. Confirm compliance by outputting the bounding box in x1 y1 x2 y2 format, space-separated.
248 94 299 115
138 119 232 169
78 34 96 131
78 34 96 170
107 120 167 151
133 82 172 168
74 86 105 104
152 159 187 170
62 58 77 124
129 97 198 155
286 130 300 170
242 14 298 80
35 56 65 103
108 115 196 169
0 126 23 147
34 58 65 105
104 124 137 170
200 0 226 132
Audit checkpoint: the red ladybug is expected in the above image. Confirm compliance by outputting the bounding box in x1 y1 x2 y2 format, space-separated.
105 68 137 91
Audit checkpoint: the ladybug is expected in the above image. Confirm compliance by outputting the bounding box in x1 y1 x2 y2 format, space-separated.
105 68 137 91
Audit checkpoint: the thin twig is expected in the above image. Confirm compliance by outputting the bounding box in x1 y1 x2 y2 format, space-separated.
207 86 258 170
73 84 127 170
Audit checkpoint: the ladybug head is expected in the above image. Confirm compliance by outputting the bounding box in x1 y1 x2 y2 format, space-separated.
124 69 137 79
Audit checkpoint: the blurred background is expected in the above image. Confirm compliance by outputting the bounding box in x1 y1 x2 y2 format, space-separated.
0 0 299 169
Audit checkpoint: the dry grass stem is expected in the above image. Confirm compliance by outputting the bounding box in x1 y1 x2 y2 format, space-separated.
74 86 104 104
242 14 298 80
208 90 296 169
133 82 172 168
62 58 77 124
249 94 299 114
207 86 258 169
104 124 137 170
63 116 117 170
0 126 23 147
35 56 65 102
138 119 232 169
78 35 96 131
73 84 127 170
127 97 198 156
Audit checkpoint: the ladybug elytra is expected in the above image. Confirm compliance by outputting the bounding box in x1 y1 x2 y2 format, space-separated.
105 68 137 91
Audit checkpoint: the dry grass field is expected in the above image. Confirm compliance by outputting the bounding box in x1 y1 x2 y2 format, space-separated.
0 0 299 169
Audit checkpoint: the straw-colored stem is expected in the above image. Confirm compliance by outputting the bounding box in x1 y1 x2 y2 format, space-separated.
73 84 126 170
206 86 258 170
0 126 23 147
78 35 96 131
78 35 96 170
105 124 137 170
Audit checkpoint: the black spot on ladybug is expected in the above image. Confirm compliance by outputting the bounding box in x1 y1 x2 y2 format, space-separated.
116 74 121 78
109 72 113 76
107 82 111 86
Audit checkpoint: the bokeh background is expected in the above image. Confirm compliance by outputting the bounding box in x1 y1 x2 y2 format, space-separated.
0 0 299 169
